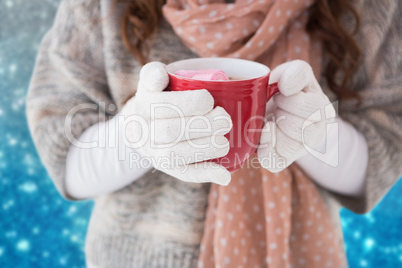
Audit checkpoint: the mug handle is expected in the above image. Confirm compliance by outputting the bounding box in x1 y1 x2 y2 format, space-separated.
252 82 279 155
267 82 280 101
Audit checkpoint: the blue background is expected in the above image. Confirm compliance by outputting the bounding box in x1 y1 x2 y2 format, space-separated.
0 0 401 267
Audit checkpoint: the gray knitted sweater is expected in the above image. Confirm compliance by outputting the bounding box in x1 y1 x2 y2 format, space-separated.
26 0 402 267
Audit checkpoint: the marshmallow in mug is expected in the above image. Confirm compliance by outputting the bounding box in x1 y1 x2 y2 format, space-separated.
175 69 229 81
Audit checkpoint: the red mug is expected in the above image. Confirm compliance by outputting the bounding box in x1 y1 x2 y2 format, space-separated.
166 58 279 172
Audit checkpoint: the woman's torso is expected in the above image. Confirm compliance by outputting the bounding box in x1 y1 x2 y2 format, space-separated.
84 0 400 266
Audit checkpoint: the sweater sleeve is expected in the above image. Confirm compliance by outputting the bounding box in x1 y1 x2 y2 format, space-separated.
26 0 113 200
323 79 402 214
319 0 402 214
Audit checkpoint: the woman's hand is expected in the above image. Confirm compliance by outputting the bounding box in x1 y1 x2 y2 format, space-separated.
121 62 233 185
257 60 336 173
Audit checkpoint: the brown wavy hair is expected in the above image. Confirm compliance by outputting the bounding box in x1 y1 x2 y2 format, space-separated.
118 0 165 65
307 0 361 99
118 0 361 100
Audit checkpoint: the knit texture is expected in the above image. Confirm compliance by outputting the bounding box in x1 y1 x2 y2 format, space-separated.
26 0 402 267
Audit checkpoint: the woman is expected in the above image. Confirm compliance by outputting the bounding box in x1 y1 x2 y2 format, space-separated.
26 0 402 267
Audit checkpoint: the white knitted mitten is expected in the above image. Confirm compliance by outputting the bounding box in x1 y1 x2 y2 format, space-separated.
257 60 336 173
121 62 233 185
